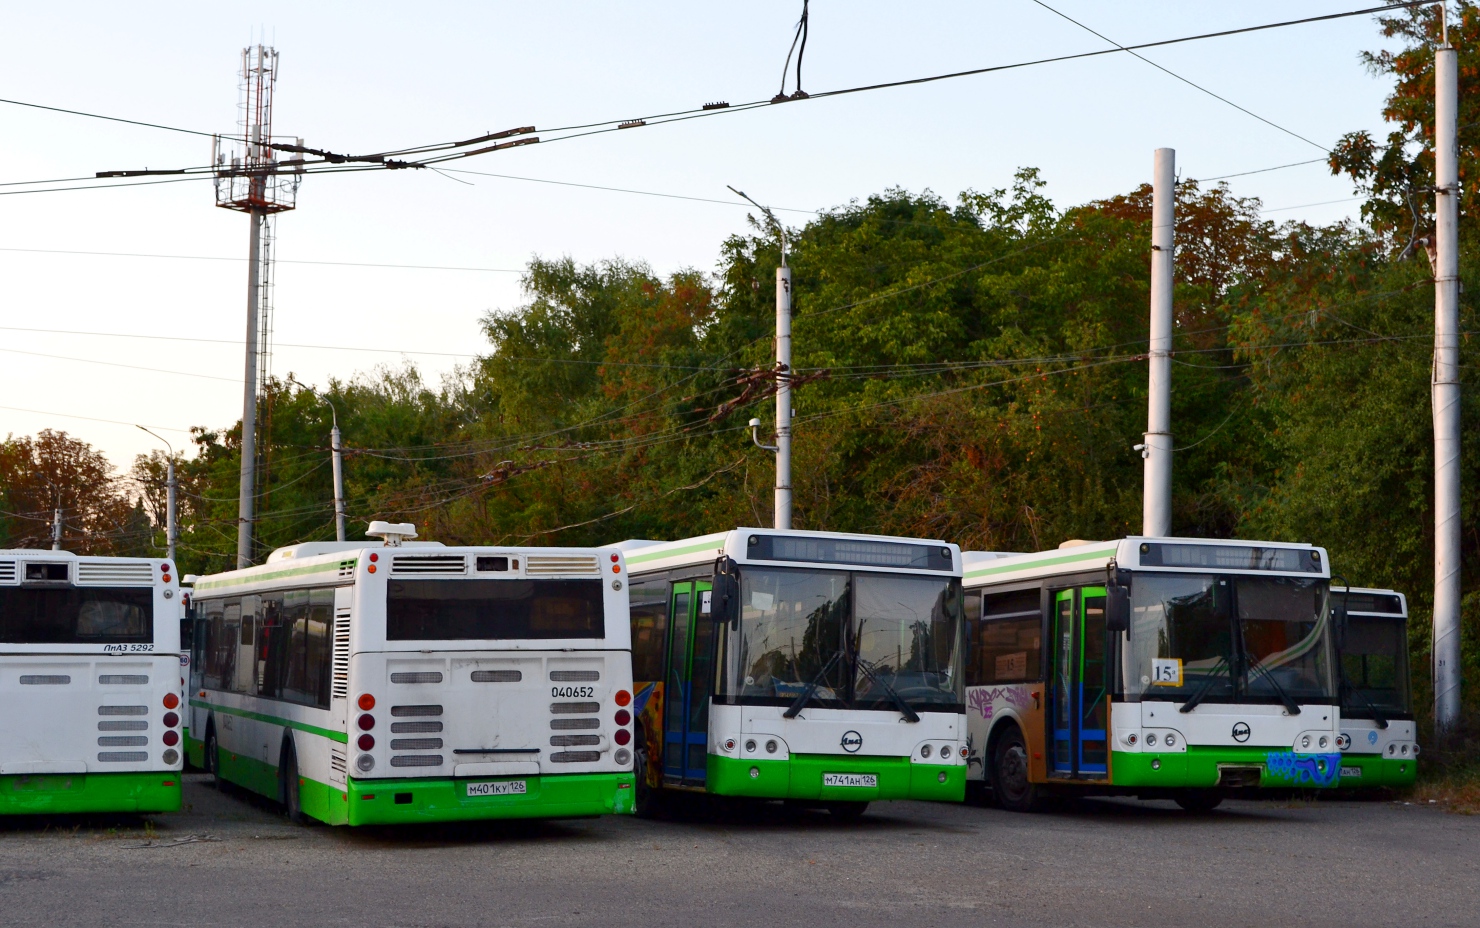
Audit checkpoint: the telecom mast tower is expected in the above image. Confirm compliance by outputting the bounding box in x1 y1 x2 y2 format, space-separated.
213 45 302 568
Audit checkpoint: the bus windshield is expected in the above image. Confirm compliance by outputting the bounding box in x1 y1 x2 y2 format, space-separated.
734 567 962 711
386 579 606 640
0 587 153 644
1341 616 1411 717
1125 573 1334 705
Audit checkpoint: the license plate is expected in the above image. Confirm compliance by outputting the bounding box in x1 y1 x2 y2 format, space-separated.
466 780 527 797
1339 766 1362 778
823 773 877 788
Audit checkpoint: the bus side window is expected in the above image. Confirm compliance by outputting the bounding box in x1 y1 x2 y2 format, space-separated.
629 578 670 685
980 589 1042 684
308 589 335 708
963 591 982 686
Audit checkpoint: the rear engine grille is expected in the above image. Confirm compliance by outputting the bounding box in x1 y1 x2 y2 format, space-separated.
78 561 153 584
99 720 148 732
20 675 70 685
330 747 347 775
550 701 600 714
0 561 15 583
390 672 443 684
391 555 467 575
390 754 444 767
98 735 148 747
550 718 600 731
550 670 599 682
390 738 443 750
97 751 148 762
550 751 601 763
391 705 444 717
99 674 148 685
338 559 356 579
331 610 351 700
471 670 521 683
391 721 443 733
550 734 600 747
99 705 148 716
525 555 600 577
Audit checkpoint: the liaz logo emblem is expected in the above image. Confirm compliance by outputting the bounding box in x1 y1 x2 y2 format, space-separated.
1336 733 1352 751
840 730 863 753
1231 722 1251 743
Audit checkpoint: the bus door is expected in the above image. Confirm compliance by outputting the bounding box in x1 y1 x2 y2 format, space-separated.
1050 587 1109 778
662 580 716 784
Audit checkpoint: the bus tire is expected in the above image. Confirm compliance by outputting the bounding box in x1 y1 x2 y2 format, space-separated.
825 801 869 822
280 740 306 824
205 723 224 790
1174 790 1223 813
991 725 1044 813
632 734 662 819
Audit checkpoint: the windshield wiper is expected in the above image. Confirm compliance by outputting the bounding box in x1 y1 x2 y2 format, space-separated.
1246 656 1301 715
783 650 842 719
854 656 921 723
1178 655 1230 714
1341 679 1389 729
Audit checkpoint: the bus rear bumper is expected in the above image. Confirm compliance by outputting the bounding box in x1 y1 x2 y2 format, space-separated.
0 771 181 815
1334 753 1417 788
335 772 635 825
1111 747 1343 789
706 753 966 802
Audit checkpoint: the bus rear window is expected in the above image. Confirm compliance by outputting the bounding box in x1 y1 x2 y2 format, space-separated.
386 579 606 641
0 587 154 643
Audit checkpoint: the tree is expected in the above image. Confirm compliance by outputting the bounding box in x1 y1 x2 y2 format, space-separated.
0 430 148 554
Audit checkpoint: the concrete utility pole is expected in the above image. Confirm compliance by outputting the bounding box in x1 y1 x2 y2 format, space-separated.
51 507 62 550
731 185 793 530
1142 148 1175 537
1432 22 1462 734
290 377 347 542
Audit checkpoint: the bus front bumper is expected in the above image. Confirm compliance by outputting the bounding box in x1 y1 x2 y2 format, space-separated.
336 772 635 825
706 753 965 802
0 771 181 815
1112 747 1344 789
1334 753 1417 788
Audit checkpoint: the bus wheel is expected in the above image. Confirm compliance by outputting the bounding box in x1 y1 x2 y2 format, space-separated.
825 801 869 822
1174 790 1223 813
281 743 306 824
205 726 223 790
632 737 662 819
991 726 1044 813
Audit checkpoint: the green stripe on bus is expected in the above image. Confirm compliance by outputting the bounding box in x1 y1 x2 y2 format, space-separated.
194 558 354 591
965 546 1112 579
191 698 348 743
626 538 726 566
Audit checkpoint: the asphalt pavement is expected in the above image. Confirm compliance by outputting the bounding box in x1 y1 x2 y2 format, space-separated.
0 773 1475 928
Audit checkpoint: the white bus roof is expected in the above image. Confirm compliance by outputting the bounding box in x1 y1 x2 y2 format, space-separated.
964 536 1330 588
616 527 962 576
266 540 445 562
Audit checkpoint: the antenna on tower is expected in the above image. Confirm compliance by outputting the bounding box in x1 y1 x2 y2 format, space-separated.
213 45 301 568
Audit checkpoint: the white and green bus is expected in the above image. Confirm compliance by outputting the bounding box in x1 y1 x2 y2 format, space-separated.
1333 587 1418 788
617 528 967 819
963 537 1342 812
1 549 184 815
186 524 635 825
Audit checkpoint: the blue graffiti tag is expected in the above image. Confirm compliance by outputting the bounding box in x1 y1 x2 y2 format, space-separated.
1264 751 1341 787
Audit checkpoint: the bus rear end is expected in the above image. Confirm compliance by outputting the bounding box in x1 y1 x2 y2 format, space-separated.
342 547 634 823
0 552 183 815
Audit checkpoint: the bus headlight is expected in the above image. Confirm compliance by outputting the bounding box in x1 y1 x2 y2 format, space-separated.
356 754 375 773
921 744 933 758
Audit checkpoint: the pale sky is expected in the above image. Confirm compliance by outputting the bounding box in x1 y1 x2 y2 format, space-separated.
0 2 1399 471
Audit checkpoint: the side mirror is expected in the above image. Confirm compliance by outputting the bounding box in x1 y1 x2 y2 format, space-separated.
712 556 740 628
1331 578 1349 649
1106 584 1130 634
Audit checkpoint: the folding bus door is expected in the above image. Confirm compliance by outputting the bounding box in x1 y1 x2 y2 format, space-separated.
662 580 715 785
1049 587 1109 778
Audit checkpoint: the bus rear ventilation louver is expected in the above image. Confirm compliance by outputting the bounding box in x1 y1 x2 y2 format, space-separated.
330 747 347 776
550 701 601 714
20 675 71 685
550 718 600 731
78 562 154 584
97 735 148 747
524 555 600 577
391 705 444 717
390 672 443 684
390 555 467 575
331 612 351 700
471 670 521 683
549 670 599 682
391 720 443 733
390 738 443 750
390 754 444 767
98 705 148 716
0 561 15 583
550 734 600 746
97 751 148 763
99 720 147 731
338 559 356 579
550 751 601 763
98 675 148 685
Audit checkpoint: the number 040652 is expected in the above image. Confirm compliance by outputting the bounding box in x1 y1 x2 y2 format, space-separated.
551 685 594 698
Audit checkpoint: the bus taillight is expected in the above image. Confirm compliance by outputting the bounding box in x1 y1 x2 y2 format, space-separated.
614 690 631 707
614 709 631 726
357 714 375 731
358 734 375 751
163 693 179 710
614 729 631 746
163 730 180 746
358 693 376 711
163 712 179 728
